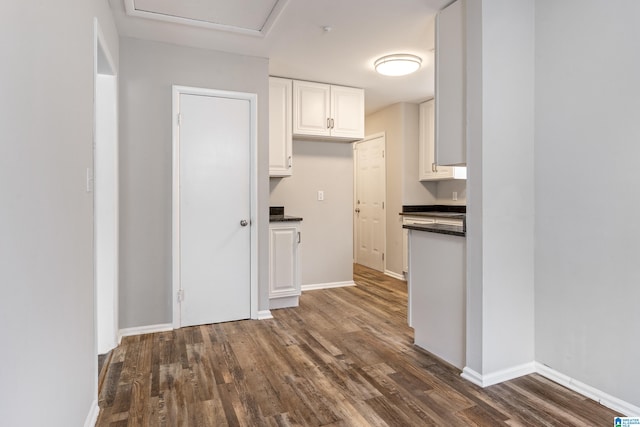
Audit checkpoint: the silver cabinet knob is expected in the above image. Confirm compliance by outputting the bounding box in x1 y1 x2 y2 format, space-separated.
240 220 248 227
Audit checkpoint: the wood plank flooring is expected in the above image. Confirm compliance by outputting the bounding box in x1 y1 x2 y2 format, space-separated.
97 264 620 426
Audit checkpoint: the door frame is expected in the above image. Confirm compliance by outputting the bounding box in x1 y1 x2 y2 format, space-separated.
353 132 387 271
171 85 259 328
93 18 119 356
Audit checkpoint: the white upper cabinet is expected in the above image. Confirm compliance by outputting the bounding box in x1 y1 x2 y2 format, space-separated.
419 100 466 181
293 80 364 141
435 0 466 165
330 85 365 139
269 77 293 177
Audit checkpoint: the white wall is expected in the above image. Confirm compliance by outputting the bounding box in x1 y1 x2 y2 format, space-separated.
401 103 440 205
118 38 269 328
0 1 119 425
269 140 354 286
465 0 535 378
366 102 466 276
535 0 640 408
367 103 435 275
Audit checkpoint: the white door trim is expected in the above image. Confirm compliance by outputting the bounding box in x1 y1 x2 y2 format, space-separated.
353 132 387 271
172 85 259 328
93 17 119 355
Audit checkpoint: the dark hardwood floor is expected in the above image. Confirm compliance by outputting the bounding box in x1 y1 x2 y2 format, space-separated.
97 264 620 426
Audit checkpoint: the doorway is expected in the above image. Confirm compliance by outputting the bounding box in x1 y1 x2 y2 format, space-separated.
172 86 258 328
354 133 386 272
94 20 118 355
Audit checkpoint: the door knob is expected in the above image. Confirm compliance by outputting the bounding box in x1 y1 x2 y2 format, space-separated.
240 220 248 227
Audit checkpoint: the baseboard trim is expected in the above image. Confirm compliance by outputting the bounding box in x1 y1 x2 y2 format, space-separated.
84 399 100 427
461 362 536 388
118 323 173 342
384 270 406 281
257 310 274 320
462 362 639 416
301 281 356 291
460 367 484 387
535 362 640 417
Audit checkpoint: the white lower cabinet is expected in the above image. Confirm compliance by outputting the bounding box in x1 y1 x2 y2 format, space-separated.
269 222 301 309
402 215 464 274
408 229 465 369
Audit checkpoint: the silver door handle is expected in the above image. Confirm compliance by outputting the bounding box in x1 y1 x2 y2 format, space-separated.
240 220 248 227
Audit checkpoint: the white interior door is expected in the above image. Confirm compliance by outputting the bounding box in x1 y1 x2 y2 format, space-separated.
354 134 386 271
175 89 252 327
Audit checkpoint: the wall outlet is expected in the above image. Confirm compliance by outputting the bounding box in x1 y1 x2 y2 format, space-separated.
317 190 324 201
452 191 458 201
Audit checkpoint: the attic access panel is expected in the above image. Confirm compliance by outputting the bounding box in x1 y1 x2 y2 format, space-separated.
125 0 289 37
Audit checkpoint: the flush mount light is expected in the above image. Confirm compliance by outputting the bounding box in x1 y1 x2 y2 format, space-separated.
374 54 422 76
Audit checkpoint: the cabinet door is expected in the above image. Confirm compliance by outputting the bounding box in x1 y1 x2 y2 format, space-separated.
331 85 364 139
293 80 331 137
269 77 293 177
269 224 300 298
419 100 466 181
435 0 466 165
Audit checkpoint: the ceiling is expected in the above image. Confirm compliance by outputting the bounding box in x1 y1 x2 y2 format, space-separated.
110 0 451 114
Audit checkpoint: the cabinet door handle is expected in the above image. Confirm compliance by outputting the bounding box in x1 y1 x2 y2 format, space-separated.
331 118 335 129
288 155 292 168
297 231 301 243
432 162 438 173
327 118 331 129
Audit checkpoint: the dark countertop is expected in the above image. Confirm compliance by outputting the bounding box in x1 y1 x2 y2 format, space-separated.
399 211 466 220
269 206 302 222
400 204 466 220
401 204 466 213
400 205 466 236
403 223 465 237
270 215 303 222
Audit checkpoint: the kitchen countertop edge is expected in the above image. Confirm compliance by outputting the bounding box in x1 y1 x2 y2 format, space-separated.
403 223 466 237
269 215 303 222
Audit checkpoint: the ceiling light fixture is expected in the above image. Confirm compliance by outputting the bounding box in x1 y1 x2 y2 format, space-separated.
374 54 422 76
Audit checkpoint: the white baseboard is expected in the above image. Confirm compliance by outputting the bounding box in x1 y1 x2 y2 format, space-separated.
257 309 274 320
118 323 173 342
462 362 639 416
460 367 484 387
84 399 100 427
461 362 536 387
535 362 640 417
384 270 406 281
301 280 356 291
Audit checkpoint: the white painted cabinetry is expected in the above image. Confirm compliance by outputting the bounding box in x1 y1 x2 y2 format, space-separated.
435 0 466 165
269 77 293 177
293 80 364 141
402 215 464 274
419 100 466 181
269 222 301 309
408 229 465 369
